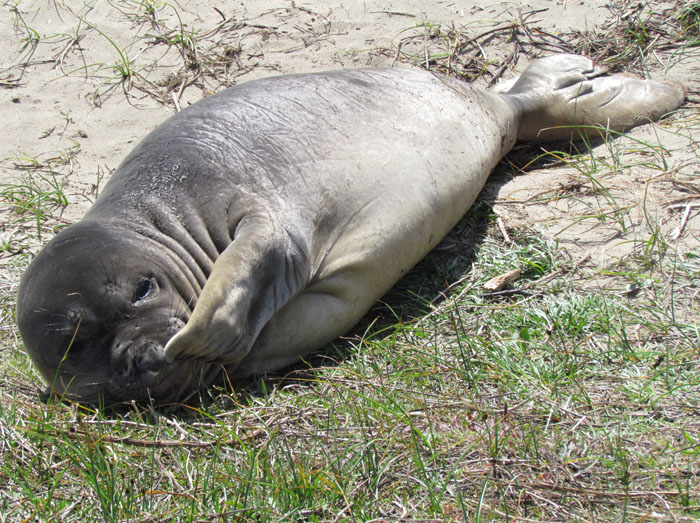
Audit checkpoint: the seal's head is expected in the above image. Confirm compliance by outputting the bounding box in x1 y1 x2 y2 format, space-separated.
16 221 212 405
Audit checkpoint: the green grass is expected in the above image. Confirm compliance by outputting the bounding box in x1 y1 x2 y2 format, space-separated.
677 1 700 40
2 222 698 521
0 156 69 241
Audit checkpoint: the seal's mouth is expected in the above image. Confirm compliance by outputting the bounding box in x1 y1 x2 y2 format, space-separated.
45 354 216 406
38 315 207 406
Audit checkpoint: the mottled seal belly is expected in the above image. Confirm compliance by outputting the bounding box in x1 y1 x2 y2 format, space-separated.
16 55 685 404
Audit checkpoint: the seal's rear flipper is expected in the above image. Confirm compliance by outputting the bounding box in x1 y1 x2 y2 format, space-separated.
503 54 686 141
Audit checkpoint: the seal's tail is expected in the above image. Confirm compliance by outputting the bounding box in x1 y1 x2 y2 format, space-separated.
500 54 686 141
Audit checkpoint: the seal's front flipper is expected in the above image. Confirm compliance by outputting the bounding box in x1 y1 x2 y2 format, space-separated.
504 54 686 141
163 213 307 366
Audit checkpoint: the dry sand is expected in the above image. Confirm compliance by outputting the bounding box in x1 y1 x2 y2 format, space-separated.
1 0 698 296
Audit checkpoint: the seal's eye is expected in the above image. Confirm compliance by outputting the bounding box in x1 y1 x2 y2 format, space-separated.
133 277 157 303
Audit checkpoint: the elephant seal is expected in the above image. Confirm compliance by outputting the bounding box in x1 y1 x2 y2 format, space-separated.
16 55 685 404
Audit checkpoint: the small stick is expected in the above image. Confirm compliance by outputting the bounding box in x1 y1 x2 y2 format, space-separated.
497 216 511 243
670 203 693 240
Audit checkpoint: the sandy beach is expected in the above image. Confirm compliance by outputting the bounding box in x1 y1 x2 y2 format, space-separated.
2 1 697 278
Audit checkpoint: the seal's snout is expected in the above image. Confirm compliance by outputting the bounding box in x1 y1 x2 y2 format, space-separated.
112 337 167 379
131 340 168 374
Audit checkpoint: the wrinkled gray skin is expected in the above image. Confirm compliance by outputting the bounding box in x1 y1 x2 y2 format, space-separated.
16 55 685 404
